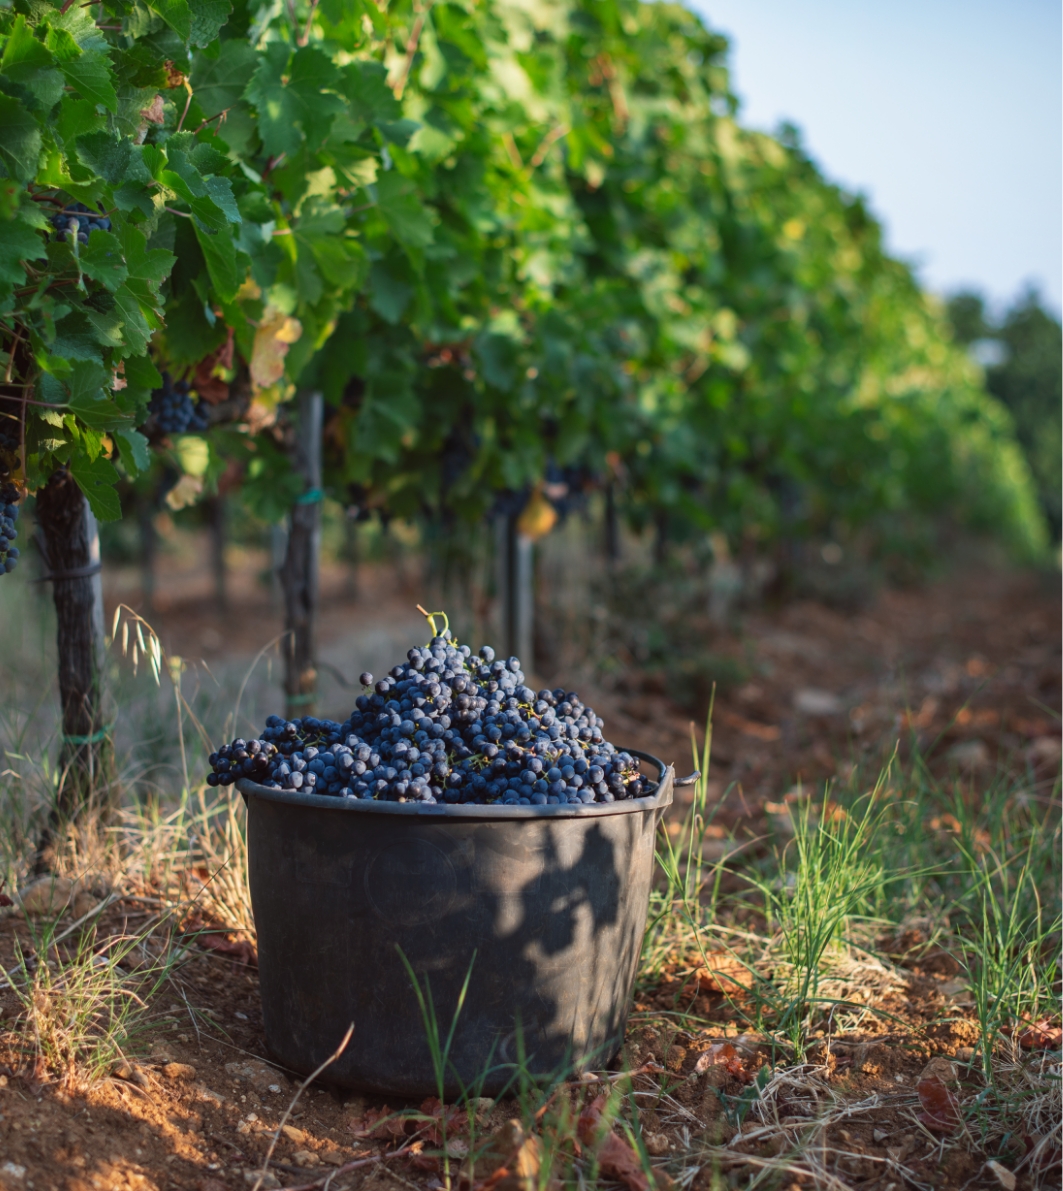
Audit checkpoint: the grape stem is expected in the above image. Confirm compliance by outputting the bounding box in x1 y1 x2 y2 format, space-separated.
415 604 449 640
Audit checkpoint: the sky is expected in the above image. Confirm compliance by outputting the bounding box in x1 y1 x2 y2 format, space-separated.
689 0 1063 316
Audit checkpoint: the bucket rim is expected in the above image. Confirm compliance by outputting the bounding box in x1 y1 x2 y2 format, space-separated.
237 749 673 819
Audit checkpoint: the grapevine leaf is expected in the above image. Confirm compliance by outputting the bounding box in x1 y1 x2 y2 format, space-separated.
374 172 434 248
342 59 401 124
243 43 300 158
110 282 154 354
1 14 64 108
202 175 241 224
1 16 54 76
244 43 344 158
115 427 151 474
146 0 192 40
475 331 518 390
52 312 107 363
75 130 132 186
0 218 46 300
368 260 412 324
189 38 257 118
79 229 128 292
188 0 232 48
69 453 122 521
119 223 175 284
122 352 163 396
193 221 244 302
50 31 118 112
0 96 42 182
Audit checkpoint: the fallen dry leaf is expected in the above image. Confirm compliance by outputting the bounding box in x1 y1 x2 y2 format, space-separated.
468 1119 545 1191
417 1096 464 1146
195 932 257 966
1015 1017 1063 1050
576 1095 671 1191
693 951 750 994
916 1075 961 1134
985 1160 1016 1191
694 1042 750 1081
349 1106 406 1140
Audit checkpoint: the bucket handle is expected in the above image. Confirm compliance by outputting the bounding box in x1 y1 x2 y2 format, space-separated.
675 770 701 787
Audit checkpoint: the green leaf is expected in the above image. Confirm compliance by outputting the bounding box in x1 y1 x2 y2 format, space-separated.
368 260 412 324
475 331 518 390
202 174 240 223
0 218 45 299
188 0 232 47
1 16 54 76
342 60 401 125
374 171 434 248
70 453 122 521
122 352 163 395
110 282 154 354
146 0 191 40
116 427 151 474
193 221 244 302
244 43 343 158
119 224 175 284
59 48 118 113
75 130 132 185
80 228 128 292
51 311 107 362
189 38 257 118
0 15 64 107
0 96 42 183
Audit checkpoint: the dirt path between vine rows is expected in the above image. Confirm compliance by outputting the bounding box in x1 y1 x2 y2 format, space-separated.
0 555 1054 1191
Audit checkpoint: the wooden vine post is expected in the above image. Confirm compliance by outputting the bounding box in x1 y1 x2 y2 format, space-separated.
34 469 113 868
496 512 534 667
283 391 323 718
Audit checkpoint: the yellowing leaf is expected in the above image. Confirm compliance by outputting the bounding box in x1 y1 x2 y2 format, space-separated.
516 487 557 539
251 305 302 392
165 474 204 510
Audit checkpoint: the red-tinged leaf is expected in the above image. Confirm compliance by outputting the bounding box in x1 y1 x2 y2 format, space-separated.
597 1132 650 1191
576 1094 608 1145
417 1096 462 1145
693 1042 751 1081
1016 1018 1062 1050
194 325 235 404
0 893 12 907
916 1076 961 1133
196 932 258 966
576 1096 671 1191
350 1106 407 1139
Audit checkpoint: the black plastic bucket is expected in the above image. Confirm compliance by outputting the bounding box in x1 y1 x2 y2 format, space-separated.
237 751 673 1097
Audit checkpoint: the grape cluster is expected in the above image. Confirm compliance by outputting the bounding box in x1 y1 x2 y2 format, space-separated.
147 372 211 435
0 424 21 576
49 203 112 245
0 484 20 575
208 635 647 805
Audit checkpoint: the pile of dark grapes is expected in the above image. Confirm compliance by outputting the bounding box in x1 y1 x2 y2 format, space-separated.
147 372 211 435
208 633 648 806
0 423 21 576
50 203 112 245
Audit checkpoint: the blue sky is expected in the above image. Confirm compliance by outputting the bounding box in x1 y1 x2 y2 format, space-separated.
689 0 1062 315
